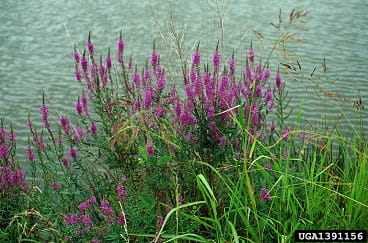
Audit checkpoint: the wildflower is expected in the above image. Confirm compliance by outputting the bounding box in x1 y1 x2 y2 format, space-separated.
227 59 235 76
262 69 270 80
106 55 112 69
261 188 271 202
128 58 133 69
26 145 35 161
281 129 289 140
180 110 195 126
152 215 164 243
64 213 80 226
192 51 201 66
212 50 221 73
299 133 307 141
117 35 125 53
40 105 50 128
219 136 227 148
116 185 127 201
52 182 60 191
264 164 271 171
92 239 101 243
143 90 153 109
69 148 77 159
9 131 16 143
81 214 93 230
78 202 88 214
86 40 94 54
74 70 81 81
121 176 128 183
34 136 45 149
155 105 164 118
282 150 289 158
73 49 80 63
232 139 239 150
117 34 125 63
116 213 126 225
80 94 90 116
146 141 154 157
75 101 83 115
73 127 84 142
60 116 71 135
178 196 185 205
275 71 282 92
251 103 260 126
265 87 273 103
156 215 164 229
26 121 33 127
80 56 88 72
255 85 262 98
151 50 159 67
75 229 85 236
130 71 140 87
61 156 70 168
88 196 97 204
1 166 28 196
248 47 255 63
244 64 252 80
0 144 9 160
100 200 113 217
157 76 166 90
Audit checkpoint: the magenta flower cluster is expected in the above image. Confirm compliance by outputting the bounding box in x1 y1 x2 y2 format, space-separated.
1 166 28 198
64 192 127 241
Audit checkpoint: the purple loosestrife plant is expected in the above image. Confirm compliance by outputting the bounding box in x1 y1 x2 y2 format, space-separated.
261 188 271 202
1 166 28 198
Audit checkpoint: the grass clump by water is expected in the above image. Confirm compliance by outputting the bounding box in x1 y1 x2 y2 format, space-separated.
0 12 367 243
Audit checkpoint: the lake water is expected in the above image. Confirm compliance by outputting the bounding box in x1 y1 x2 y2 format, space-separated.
0 0 367 162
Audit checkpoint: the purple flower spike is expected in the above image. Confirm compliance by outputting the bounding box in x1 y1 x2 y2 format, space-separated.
80 57 88 72
60 116 71 135
265 87 273 103
251 103 260 126
263 69 270 80
151 50 159 67
26 145 35 161
255 85 262 98
61 156 70 168
75 102 83 115
261 188 271 202
146 141 155 157
116 185 127 201
212 51 221 73
117 37 125 53
281 129 289 140
228 59 236 75
275 72 283 92
40 105 50 128
106 55 112 69
52 182 61 191
117 34 125 63
143 90 153 109
248 48 255 63
87 40 94 54
69 148 77 159
89 123 97 136
264 164 271 171
73 50 80 64
100 200 113 217
74 70 81 81
192 51 201 66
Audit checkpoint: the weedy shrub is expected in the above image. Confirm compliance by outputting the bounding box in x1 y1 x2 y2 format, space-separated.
0 9 367 242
